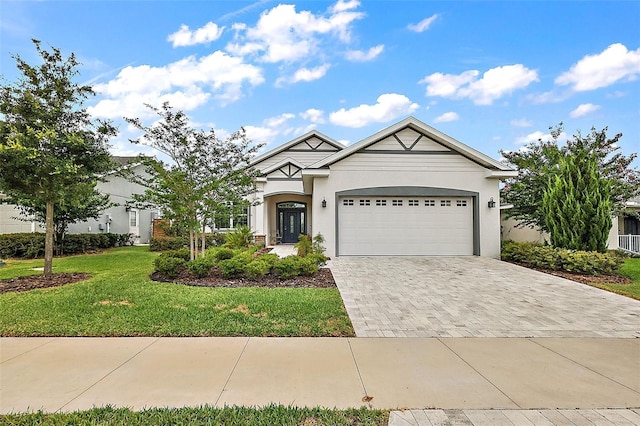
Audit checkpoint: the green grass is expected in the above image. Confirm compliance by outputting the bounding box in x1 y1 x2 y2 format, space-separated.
0 405 389 425
0 247 354 337
592 257 640 300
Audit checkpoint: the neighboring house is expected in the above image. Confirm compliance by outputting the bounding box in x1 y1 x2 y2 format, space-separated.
501 197 640 254
0 157 157 244
247 117 517 258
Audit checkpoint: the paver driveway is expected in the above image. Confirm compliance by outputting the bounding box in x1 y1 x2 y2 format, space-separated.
329 257 640 338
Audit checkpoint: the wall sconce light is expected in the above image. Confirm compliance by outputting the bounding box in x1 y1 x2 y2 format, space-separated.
321 198 327 208
488 197 496 208
125 206 131 212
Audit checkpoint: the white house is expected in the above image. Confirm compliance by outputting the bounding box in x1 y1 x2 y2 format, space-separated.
247 117 517 258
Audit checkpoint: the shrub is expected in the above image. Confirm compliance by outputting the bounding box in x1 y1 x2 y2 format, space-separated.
244 259 272 279
162 248 191 261
154 256 186 278
273 255 317 278
256 253 279 268
501 240 624 275
0 233 127 258
312 233 326 255
218 253 252 277
150 237 187 251
187 257 214 278
207 247 236 262
306 252 328 267
294 234 312 257
224 226 254 249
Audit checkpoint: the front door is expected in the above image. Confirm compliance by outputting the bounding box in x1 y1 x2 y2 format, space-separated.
281 210 302 243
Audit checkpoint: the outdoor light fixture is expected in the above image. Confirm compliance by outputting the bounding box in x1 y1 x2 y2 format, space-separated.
321 198 327 208
488 197 496 208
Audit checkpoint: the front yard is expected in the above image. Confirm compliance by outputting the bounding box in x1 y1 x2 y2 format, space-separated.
0 246 354 337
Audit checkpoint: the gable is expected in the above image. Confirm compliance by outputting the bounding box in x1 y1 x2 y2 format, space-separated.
250 131 344 171
265 162 303 180
364 127 451 153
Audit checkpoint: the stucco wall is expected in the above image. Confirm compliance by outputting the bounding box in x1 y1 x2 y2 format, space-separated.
310 152 502 258
0 204 44 234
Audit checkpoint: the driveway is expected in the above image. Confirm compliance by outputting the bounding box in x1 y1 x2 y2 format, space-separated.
329 257 640 338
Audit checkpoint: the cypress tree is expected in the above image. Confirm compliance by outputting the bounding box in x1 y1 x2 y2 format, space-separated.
542 153 612 252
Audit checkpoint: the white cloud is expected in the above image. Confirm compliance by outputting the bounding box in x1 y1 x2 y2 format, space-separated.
300 108 325 124
510 118 533 127
433 112 459 123
89 51 264 119
292 64 331 83
516 130 567 145
408 14 439 33
555 43 640 92
168 22 225 47
330 0 360 13
420 64 539 105
329 93 419 128
227 2 364 63
345 44 384 62
244 113 297 147
570 103 601 118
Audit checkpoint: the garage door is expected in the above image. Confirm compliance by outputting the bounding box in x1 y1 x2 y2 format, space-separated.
338 196 474 255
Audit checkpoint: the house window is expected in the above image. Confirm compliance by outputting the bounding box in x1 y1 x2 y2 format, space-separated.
425 199 435 207
441 200 451 207
129 211 137 227
408 199 419 206
359 199 371 206
343 199 354 206
376 199 387 206
392 199 403 206
456 200 468 207
213 203 249 230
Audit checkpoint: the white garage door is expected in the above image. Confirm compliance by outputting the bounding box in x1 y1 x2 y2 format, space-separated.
338 196 474 256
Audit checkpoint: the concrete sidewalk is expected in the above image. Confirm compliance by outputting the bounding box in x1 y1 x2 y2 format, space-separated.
1 337 639 415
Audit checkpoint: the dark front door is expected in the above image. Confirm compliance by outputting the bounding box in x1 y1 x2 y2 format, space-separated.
281 210 302 243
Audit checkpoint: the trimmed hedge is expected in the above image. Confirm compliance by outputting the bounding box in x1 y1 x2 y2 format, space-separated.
501 240 625 275
149 234 225 252
0 233 131 259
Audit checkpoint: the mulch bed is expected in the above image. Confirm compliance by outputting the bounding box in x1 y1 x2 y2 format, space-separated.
0 273 91 294
150 267 337 288
507 261 632 285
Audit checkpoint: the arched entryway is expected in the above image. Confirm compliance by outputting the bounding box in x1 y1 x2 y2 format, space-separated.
277 202 307 243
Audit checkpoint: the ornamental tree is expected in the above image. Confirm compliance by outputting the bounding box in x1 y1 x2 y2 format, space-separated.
541 154 612 252
501 124 639 233
125 102 261 260
0 40 116 276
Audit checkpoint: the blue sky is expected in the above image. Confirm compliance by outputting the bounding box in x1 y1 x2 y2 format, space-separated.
1 1 639 163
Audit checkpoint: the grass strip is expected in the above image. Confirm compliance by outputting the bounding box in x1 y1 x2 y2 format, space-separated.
0 405 389 425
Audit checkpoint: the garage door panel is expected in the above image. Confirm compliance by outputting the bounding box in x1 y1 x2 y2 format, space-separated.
338 196 473 256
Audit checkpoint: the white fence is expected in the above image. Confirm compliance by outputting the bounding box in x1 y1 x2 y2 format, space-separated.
619 235 640 254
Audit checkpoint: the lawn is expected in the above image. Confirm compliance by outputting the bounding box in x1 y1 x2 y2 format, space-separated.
0 246 354 337
0 405 389 426
593 257 640 300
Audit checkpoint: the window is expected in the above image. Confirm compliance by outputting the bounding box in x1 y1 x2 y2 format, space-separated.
408 199 419 206
213 203 249 230
425 199 435 207
376 199 387 206
392 199 403 206
441 200 451 207
359 199 371 206
343 199 354 206
129 210 137 227
456 200 468 207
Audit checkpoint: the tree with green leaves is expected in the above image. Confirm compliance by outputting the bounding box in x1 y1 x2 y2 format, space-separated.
501 124 639 233
11 181 113 255
541 153 612 252
125 102 261 260
0 40 116 276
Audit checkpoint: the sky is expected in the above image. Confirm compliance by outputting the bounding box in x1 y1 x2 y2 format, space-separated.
1 0 639 164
